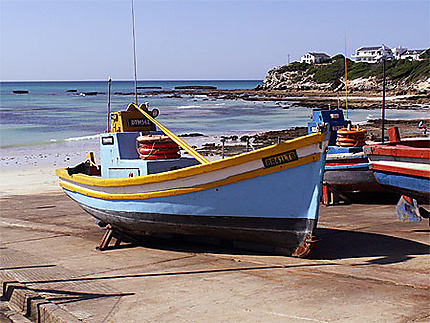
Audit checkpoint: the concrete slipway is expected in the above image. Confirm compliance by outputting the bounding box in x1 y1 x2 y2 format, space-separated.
0 193 429 322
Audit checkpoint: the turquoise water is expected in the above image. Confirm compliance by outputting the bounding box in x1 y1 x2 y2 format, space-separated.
1 80 428 149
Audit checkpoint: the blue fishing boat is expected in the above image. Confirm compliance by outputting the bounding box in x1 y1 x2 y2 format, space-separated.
57 103 329 256
308 109 381 201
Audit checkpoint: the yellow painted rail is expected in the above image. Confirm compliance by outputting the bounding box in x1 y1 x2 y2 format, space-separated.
134 103 209 164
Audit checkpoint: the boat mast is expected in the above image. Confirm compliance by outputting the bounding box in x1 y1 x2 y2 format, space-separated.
344 33 348 119
107 77 111 132
126 2 209 164
381 57 386 143
131 0 139 105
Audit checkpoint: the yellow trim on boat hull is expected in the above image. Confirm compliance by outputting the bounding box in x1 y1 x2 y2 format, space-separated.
56 132 324 188
60 153 321 200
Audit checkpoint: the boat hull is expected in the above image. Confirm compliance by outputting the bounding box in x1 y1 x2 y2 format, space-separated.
371 172 428 203
364 139 430 204
324 165 381 192
77 202 316 255
324 150 382 194
58 133 327 256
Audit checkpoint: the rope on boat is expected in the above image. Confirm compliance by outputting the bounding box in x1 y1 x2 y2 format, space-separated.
336 127 366 147
137 135 181 160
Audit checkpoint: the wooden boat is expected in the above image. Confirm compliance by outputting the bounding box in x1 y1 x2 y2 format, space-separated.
364 127 430 205
308 109 382 201
56 103 329 256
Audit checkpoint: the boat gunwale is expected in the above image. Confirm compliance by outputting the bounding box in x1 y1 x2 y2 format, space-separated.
56 132 325 188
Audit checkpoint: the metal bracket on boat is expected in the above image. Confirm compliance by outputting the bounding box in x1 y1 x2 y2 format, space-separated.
292 234 319 258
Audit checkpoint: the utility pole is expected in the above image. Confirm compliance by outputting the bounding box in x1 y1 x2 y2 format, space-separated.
381 58 386 143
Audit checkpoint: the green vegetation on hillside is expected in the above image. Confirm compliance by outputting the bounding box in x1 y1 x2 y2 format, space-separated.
276 61 309 73
277 50 429 84
306 55 354 83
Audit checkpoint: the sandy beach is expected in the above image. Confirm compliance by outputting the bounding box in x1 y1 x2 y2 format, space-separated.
0 133 240 197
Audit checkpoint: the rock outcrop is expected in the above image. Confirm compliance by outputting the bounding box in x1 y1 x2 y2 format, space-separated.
257 57 429 94
257 67 331 91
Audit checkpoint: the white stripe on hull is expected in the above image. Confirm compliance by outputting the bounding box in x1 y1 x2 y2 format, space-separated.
371 160 430 173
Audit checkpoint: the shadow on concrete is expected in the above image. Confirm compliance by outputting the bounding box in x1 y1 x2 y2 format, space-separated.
103 234 271 256
311 228 429 263
413 229 430 233
99 227 429 263
0 265 56 271
96 227 429 263
337 192 400 205
20 264 325 286
2 283 133 306
31 287 134 305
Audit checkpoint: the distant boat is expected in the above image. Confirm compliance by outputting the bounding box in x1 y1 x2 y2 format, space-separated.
12 90 29 94
78 91 99 96
175 86 217 90
136 86 162 89
57 103 329 256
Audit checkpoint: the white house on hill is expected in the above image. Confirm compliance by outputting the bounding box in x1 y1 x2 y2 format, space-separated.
352 45 393 63
392 46 407 59
400 49 426 60
300 52 331 64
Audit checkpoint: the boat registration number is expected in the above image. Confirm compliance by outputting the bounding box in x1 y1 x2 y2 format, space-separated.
128 118 152 127
262 150 298 168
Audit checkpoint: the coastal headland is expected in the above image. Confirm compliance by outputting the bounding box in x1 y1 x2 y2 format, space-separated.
113 53 430 110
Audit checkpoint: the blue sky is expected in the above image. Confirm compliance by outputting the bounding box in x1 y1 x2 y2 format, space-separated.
1 0 429 81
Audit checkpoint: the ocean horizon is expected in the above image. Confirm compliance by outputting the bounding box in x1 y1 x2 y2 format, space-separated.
1 79 262 83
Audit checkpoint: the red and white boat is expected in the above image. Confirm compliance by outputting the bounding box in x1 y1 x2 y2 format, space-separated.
363 127 430 219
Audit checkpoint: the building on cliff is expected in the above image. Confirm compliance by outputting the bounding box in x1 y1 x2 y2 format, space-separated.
400 49 426 60
392 46 407 59
300 52 331 64
353 45 426 63
352 45 393 63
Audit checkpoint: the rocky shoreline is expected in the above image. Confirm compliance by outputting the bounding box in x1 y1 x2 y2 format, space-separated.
112 87 429 110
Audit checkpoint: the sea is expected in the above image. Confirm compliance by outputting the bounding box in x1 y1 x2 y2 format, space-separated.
1 80 429 150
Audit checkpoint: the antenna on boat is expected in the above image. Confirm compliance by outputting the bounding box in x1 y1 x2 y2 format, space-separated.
344 33 348 119
131 0 139 105
125 1 209 165
381 57 386 143
107 77 112 132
